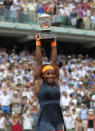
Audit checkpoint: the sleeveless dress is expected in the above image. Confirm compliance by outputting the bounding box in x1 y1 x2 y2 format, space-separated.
36 82 66 131
87 116 95 131
11 120 22 131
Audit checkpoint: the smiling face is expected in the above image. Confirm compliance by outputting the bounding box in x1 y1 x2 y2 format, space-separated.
42 69 55 85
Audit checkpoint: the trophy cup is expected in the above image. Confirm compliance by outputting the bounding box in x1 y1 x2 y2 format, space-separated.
38 13 56 41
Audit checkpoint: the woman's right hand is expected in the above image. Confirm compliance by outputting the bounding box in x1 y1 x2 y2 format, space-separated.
35 33 41 41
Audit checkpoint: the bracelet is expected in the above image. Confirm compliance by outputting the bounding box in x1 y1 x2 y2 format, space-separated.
36 40 41 46
51 41 56 47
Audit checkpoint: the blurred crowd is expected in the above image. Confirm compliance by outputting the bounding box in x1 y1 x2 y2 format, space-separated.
0 0 95 29
0 47 94 131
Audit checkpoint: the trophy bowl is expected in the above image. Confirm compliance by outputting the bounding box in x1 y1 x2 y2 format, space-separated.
38 13 56 41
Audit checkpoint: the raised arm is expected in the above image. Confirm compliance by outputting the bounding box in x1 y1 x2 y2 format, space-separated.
34 34 42 80
51 38 59 79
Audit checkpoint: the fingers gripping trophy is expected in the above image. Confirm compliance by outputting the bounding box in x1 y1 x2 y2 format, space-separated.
37 13 56 41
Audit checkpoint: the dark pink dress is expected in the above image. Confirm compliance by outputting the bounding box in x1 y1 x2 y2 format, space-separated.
11 120 22 131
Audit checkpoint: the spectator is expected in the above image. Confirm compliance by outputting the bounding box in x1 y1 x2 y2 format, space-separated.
13 0 21 11
76 4 83 28
69 101 75 113
5 113 12 130
78 81 85 89
74 0 82 4
27 0 37 22
70 7 77 26
44 1 51 14
36 1 44 17
0 89 11 114
79 103 88 121
83 75 89 88
83 13 91 29
20 0 29 23
11 112 22 131
11 90 22 114
86 109 95 131
22 86 34 100
3 0 13 10
64 112 73 131
90 94 95 111
0 2 4 21
63 106 70 115
60 80 69 93
71 94 78 107
91 11 95 30
82 0 89 10
23 99 31 113
10 3 18 22
60 91 71 110
77 64 87 78
22 110 33 131
82 91 91 108
0 110 7 131
21 95 28 113
75 115 86 131
31 104 39 130
64 3 71 25
71 108 78 130
11 0 22 22
66 83 74 96
3 0 13 21
88 0 95 8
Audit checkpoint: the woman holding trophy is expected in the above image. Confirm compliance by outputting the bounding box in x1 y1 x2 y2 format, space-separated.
34 32 66 131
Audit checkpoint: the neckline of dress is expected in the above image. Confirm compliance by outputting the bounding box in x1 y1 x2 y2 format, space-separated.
45 82 56 89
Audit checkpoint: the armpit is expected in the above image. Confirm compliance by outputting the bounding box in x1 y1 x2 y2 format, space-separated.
34 79 43 93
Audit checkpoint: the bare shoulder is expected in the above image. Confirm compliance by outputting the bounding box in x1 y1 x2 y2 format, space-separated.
34 78 43 93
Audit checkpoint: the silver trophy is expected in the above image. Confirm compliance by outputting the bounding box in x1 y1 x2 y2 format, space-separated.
38 13 56 41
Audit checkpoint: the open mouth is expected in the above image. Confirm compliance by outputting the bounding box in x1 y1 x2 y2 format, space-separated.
48 78 53 82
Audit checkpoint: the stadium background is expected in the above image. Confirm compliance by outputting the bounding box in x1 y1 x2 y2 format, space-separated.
0 0 95 130
0 24 95 57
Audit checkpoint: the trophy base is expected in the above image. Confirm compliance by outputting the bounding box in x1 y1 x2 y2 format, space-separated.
39 30 56 41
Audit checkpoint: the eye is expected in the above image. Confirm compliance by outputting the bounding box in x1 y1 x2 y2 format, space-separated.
52 72 55 75
47 72 50 75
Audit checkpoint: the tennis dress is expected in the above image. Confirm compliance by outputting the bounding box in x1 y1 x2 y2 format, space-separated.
36 82 66 131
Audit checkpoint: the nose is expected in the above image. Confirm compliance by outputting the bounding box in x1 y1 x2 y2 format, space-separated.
49 74 54 78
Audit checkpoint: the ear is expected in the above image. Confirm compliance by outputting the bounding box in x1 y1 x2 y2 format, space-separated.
42 73 45 78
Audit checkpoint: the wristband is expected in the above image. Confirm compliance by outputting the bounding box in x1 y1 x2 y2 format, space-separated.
36 40 41 46
51 41 56 47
